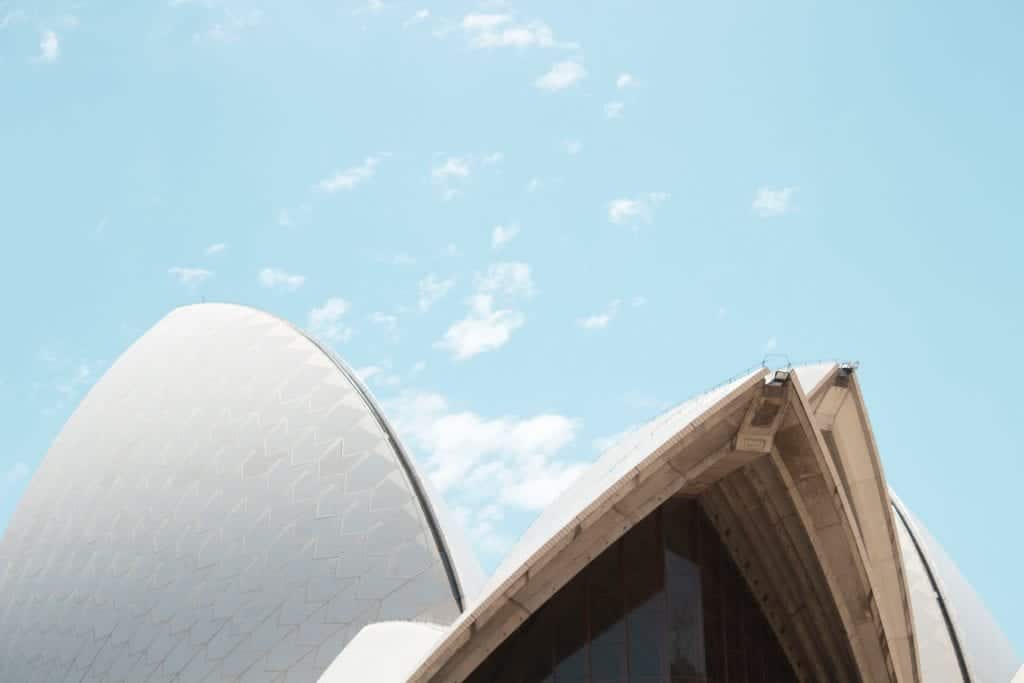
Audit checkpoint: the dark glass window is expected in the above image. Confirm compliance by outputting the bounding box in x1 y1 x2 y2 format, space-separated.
465 499 797 683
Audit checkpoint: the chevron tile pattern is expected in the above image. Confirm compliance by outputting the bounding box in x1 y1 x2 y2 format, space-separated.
0 304 460 682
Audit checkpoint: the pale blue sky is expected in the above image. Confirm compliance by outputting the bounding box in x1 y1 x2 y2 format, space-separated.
2 0 1022 655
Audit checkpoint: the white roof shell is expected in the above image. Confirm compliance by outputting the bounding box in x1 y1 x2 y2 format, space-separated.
1 306 1017 682
0 303 482 683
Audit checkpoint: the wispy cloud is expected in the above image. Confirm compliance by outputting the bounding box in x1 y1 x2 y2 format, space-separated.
389 252 417 266
432 156 470 180
752 186 796 217
616 72 636 89
437 295 524 360
460 13 575 49
370 311 398 338
607 192 670 226
259 267 305 291
404 8 429 27
356 365 383 382
579 299 621 330
491 224 520 249
168 266 213 286
317 155 386 192
478 261 535 297
309 297 352 343
38 30 59 62
564 139 583 155
352 0 386 15
418 274 455 312
204 242 226 255
436 263 535 359
385 390 583 511
604 101 625 119
192 8 263 43
431 153 501 199
36 353 102 413
535 60 586 91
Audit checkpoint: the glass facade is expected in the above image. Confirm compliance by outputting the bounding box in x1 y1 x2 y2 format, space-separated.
465 498 796 683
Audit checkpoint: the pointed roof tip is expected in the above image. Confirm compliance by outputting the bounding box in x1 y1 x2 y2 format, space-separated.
791 361 841 397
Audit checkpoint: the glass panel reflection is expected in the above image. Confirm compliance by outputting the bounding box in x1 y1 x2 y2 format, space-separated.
464 499 797 683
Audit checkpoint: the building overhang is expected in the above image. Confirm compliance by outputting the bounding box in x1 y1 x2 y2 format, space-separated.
409 365 921 683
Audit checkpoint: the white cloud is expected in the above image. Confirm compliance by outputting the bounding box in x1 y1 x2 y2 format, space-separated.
317 155 385 192
535 60 586 91
204 242 226 255
604 101 625 119
259 267 305 291
432 157 471 180
616 72 636 89
607 192 670 226
491 224 520 248
431 154 501 199
404 8 430 27
309 297 352 343
370 311 398 331
195 8 263 43
442 243 459 257
418 274 455 312
564 139 583 155
526 178 541 193
389 252 416 266
353 0 386 15
579 299 621 330
431 157 471 199
55 362 92 397
477 261 535 296
168 266 213 286
437 263 534 359
459 13 575 50
384 390 582 509
355 365 383 382
436 294 524 360
752 186 796 217
461 13 509 30
39 30 59 62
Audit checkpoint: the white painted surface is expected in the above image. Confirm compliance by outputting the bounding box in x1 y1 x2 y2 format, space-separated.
317 621 448 683
792 362 838 396
893 493 1021 683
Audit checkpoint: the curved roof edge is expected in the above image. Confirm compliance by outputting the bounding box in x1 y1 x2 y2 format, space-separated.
178 303 485 609
891 491 1021 683
408 368 771 682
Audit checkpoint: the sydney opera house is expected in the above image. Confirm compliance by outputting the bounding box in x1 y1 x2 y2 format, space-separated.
1 303 1020 683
